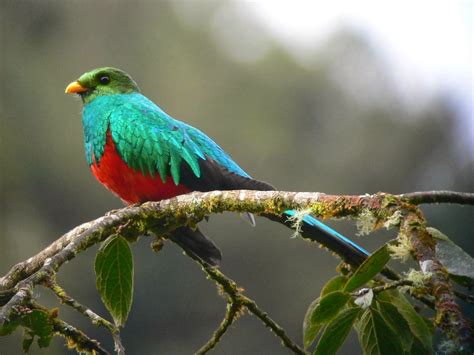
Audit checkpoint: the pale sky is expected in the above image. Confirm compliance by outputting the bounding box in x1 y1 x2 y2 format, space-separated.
173 0 473 155
250 1 472 91
248 1 473 153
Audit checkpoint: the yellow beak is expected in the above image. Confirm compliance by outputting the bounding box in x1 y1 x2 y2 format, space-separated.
65 81 88 94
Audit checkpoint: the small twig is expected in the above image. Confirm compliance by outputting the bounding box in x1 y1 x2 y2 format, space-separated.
0 220 96 291
182 246 306 355
112 332 125 355
0 288 16 306
31 301 110 355
196 301 242 354
352 279 437 309
354 279 415 296
241 295 305 355
52 318 110 355
454 290 474 304
44 277 125 354
0 281 34 324
401 191 474 205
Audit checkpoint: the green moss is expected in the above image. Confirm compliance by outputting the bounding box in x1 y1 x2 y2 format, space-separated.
310 203 327 218
356 209 377 235
383 210 403 230
388 231 412 262
381 194 399 209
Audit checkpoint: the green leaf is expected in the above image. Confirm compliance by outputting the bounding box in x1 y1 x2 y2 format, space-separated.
410 337 431 355
314 307 361 355
376 300 414 351
449 274 473 288
378 290 433 353
428 227 474 287
22 330 35 353
310 291 351 325
1 310 54 351
95 235 134 327
321 275 348 296
304 275 350 349
0 316 21 336
422 316 435 336
344 244 391 292
303 297 323 350
20 310 53 349
355 308 404 355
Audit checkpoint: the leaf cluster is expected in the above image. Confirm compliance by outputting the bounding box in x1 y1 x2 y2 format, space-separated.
303 244 434 354
0 309 54 353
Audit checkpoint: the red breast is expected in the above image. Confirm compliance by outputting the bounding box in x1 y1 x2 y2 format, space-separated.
90 131 191 204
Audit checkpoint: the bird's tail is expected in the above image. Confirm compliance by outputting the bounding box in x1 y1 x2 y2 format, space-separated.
166 197 369 268
169 212 369 268
264 211 369 267
169 226 222 267
216 174 370 266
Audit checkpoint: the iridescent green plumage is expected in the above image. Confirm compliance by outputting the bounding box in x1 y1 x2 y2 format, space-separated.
83 93 248 185
76 67 249 185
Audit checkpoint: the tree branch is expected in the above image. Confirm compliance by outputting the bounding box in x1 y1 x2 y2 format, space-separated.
1 190 472 353
2 190 472 293
31 301 110 355
187 251 305 355
44 278 125 354
0 221 97 294
196 301 241 355
400 190 474 205
401 211 473 348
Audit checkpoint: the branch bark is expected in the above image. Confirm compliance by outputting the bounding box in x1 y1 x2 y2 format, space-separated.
31 301 109 355
1 190 472 353
2 190 472 293
400 190 474 205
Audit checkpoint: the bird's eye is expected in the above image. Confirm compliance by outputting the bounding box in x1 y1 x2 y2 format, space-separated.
99 75 110 85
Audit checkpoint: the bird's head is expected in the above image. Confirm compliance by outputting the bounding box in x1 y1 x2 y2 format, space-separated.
65 67 140 104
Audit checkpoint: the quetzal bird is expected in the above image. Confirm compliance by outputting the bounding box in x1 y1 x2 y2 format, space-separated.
66 67 369 267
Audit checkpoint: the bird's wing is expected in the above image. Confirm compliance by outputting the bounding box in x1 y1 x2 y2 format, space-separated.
108 97 205 185
179 122 275 192
108 95 273 191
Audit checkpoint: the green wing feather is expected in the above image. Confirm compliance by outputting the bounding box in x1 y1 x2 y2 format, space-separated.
107 98 204 184
84 93 249 185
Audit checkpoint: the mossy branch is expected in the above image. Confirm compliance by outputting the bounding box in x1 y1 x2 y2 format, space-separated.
44 278 124 354
30 301 110 355
400 190 474 205
188 251 305 355
1 190 472 353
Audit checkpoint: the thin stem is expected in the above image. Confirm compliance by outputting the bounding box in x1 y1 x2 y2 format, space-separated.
45 278 117 333
31 301 110 355
182 246 306 354
401 191 474 205
196 301 242 354
0 281 34 324
241 295 306 355
454 290 474 304
44 278 125 354
353 279 415 296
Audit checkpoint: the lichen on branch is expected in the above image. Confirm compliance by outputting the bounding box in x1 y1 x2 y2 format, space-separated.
0 190 472 354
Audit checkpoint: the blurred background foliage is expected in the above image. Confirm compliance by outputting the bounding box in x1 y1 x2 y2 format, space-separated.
1 1 472 354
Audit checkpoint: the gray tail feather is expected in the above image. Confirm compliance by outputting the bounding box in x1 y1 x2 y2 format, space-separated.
241 212 256 227
169 226 222 267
